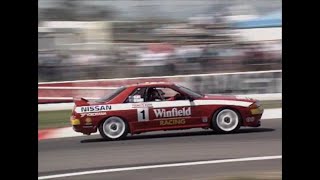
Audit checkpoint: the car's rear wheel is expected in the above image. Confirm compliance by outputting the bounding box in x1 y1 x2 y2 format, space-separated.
99 116 128 140
211 108 241 133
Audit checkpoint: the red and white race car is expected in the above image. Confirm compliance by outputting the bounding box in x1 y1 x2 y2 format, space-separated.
70 82 263 140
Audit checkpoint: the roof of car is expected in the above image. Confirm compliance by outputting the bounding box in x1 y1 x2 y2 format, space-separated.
126 82 175 88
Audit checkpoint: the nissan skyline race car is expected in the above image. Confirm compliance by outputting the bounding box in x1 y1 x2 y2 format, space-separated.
70 82 264 140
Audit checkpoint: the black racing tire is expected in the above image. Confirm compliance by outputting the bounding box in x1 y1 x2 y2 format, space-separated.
211 108 241 133
98 116 129 140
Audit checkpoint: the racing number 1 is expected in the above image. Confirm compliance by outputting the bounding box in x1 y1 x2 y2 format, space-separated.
140 110 145 119
137 108 149 122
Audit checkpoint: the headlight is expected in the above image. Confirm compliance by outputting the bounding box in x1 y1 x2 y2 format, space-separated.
249 101 264 115
250 108 264 115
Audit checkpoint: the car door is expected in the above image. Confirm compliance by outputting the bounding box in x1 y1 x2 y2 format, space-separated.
139 86 203 131
121 87 152 130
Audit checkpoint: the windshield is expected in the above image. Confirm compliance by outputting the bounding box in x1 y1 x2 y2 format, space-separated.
96 86 126 102
177 85 204 98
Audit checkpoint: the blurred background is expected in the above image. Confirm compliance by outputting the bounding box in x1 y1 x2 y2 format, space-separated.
38 3 282 178
38 0 281 82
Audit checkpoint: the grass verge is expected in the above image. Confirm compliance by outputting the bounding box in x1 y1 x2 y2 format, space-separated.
38 110 72 129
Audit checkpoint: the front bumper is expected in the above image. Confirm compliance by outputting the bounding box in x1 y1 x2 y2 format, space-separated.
243 106 264 127
251 120 261 127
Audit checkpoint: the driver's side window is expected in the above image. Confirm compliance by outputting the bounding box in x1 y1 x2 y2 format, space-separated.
145 87 187 102
145 87 164 102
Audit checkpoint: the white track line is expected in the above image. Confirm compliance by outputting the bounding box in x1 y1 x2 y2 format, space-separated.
38 155 282 180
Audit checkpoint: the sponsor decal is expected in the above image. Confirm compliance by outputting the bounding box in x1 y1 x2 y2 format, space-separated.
154 107 191 118
85 118 92 125
246 117 255 122
78 105 112 113
132 103 153 108
81 112 107 117
202 117 208 123
85 117 92 123
160 118 186 126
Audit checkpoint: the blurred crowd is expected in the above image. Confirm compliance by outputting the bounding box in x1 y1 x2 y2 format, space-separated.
38 0 281 82
38 41 281 81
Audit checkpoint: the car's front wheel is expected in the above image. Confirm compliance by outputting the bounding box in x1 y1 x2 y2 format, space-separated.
98 116 128 140
211 108 241 133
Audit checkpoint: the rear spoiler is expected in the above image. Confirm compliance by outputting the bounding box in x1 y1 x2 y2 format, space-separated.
73 97 89 106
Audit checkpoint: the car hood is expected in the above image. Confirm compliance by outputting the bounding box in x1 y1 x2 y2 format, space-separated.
199 94 256 103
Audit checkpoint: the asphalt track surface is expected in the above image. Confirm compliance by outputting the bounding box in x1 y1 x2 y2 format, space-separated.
39 118 282 179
